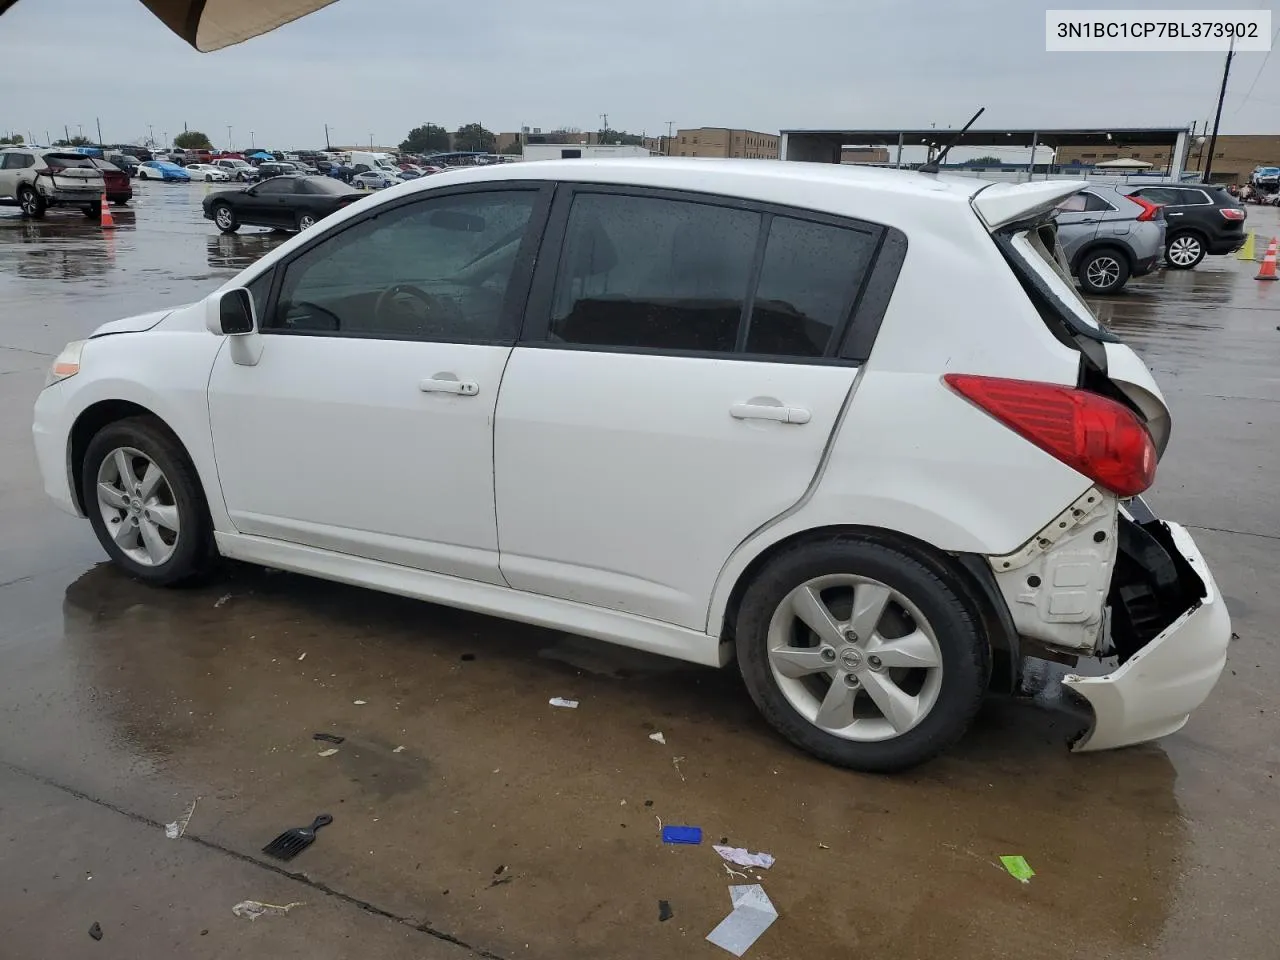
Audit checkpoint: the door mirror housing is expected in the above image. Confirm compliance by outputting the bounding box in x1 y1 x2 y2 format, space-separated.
208 288 257 336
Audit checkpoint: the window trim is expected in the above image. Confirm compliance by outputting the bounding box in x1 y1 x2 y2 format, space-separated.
519 183 890 366
258 180 554 346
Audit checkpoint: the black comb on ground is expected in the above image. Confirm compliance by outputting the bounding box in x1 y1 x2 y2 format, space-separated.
262 814 332 861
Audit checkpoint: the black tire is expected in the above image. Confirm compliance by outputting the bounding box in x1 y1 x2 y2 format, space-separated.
735 535 990 772
1076 247 1130 295
205 174 214 182
82 205 101 220
82 417 217 586
111 200 129 207
212 202 239 234
1165 231 1206 270
17 184 46 219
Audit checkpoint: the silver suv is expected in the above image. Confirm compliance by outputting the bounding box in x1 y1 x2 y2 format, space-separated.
1054 184 1167 295
0 148 105 219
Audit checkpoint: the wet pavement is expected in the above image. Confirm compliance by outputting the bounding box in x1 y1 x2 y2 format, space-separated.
1 186 1278 959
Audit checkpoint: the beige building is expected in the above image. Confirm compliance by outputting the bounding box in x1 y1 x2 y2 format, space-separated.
840 147 890 164
1055 134 1280 184
673 128 779 160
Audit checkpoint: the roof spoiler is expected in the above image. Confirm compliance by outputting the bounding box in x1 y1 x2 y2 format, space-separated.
971 180 1088 231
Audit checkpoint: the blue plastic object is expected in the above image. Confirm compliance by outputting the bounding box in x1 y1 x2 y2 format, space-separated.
661 825 702 845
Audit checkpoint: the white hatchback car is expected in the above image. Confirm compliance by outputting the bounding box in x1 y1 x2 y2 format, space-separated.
32 160 1230 771
184 163 232 182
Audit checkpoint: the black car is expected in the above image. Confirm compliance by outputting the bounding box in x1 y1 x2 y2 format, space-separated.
1123 183 1247 269
202 176 362 233
256 161 303 180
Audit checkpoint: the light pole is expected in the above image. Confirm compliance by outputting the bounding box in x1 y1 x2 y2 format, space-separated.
250 131 255 149
227 125 233 150
325 123 331 150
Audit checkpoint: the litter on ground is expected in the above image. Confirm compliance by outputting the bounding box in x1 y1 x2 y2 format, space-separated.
392 745 405 753
549 697 579 709
713 845 775 870
164 797 198 840
213 594 231 608
232 900 305 920
353 700 367 705
658 900 674 922
706 884 778 956
1000 855 1036 883
662 825 703 845
262 814 332 861
88 922 103 941
649 732 666 745
672 756 687 782
317 748 339 757
313 732 344 744
297 652 307 661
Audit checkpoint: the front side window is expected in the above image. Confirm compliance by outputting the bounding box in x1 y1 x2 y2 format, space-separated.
548 193 758 353
255 179 295 195
271 190 536 342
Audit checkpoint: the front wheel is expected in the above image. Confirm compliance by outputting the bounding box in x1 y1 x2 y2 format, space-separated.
205 174 214 182
297 213 317 231
82 417 216 586
1166 232 1205 269
213 203 238 233
1077 248 1130 295
735 535 989 772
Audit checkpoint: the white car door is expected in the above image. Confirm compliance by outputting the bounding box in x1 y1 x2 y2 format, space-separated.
494 187 885 630
207 184 549 584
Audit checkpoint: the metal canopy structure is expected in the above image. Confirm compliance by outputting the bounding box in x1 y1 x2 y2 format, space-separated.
779 126 1192 178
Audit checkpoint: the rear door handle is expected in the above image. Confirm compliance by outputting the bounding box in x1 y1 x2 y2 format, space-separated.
730 402 811 424
420 375 479 396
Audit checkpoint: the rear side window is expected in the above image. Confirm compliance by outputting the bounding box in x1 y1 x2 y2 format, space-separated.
745 216 875 357
1 152 35 169
549 193 757 353
546 192 878 359
1057 191 1113 213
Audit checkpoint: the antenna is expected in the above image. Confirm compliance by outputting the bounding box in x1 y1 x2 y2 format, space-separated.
918 107 985 174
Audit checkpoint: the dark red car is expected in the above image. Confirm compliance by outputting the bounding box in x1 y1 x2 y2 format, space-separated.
88 158 133 206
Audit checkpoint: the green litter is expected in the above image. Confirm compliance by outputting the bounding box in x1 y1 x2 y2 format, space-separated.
1000 855 1035 883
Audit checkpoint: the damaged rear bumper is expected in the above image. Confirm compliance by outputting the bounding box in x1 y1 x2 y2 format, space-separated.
1064 519 1229 751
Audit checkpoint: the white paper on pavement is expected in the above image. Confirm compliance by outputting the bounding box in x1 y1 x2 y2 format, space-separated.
705 884 778 956
712 845 776 870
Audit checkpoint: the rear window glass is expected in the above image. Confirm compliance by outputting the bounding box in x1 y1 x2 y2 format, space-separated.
45 153 95 168
302 178 358 195
1008 224 1102 333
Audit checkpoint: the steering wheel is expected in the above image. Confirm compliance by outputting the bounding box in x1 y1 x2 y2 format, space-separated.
373 283 463 336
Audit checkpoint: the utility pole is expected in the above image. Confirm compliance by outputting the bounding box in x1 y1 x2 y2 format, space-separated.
148 124 154 146
64 124 70 143
325 123 331 150
227 125 233 150
96 117 103 145
250 131 255 148
1201 38 1234 184
600 113 608 141
666 120 674 156
369 133 374 148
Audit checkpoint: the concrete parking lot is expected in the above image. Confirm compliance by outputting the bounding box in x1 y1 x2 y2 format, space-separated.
1 180 1277 960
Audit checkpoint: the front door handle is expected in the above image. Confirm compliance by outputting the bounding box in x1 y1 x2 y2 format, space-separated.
420 374 479 396
730 401 811 425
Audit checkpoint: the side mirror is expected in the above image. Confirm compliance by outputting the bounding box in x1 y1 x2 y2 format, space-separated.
207 288 257 336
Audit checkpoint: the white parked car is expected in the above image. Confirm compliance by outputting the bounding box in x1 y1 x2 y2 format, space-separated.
31 160 1230 771
352 169 399 190
213 158 258 181
184 163 232 182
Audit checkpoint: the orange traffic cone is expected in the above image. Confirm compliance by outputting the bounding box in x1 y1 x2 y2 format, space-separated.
1256 238 1278 281
99 192 115 230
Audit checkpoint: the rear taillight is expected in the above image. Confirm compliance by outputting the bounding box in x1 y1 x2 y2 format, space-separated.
33 167 52 175
1128 195 1162 221
944 374 1156 497
1220 207 1246 221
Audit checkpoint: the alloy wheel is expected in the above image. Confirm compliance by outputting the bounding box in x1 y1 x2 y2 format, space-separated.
1085 255 1121 290
1168 235 1202 266
766 574 944 741
215 207 233 229
95 447 181 567
299 214 316 230
19 189 39 215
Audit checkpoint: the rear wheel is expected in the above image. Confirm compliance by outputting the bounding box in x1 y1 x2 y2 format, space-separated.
297 213 317 231
1166 231 1205 269
1077 248 1129 295
82 417 216 586
213 203 238 233
18 184 45 218
735 535 989 772
82 204 101 220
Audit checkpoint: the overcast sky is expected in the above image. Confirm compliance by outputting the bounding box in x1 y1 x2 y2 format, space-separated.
0 0 1276 153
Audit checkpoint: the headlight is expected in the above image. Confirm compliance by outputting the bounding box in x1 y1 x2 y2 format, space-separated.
46 340 86 387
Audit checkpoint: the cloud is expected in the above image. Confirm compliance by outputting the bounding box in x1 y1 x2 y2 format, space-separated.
0 0 1273 149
